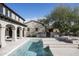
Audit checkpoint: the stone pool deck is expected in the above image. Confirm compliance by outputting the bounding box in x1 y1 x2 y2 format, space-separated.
0 37 79 56
42 38 79 56
30 38 79 56
0 37 30 56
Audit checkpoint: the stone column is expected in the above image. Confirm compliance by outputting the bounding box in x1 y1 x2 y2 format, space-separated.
23 28 26 38
12 27 17 41
20 28 23 39
24 29 26 37
0 26 6 47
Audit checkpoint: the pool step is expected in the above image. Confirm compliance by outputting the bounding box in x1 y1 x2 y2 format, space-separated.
44 44 78 48
42 39 72 44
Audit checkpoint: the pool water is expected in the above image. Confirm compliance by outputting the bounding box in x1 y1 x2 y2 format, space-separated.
9 39 53 56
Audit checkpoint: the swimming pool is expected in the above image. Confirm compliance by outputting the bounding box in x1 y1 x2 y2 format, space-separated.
9 39 53 56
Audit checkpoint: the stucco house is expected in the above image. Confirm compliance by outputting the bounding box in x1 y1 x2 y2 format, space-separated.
24 20 46 37
0 3 27 48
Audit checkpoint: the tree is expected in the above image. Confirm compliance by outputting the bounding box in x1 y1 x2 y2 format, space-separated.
39 6 79 34
47 6 72 21
53 21 71 33
70 24 79 33
46 6 79 33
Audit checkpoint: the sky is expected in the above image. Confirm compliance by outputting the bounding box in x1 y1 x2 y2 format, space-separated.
6 3 79 21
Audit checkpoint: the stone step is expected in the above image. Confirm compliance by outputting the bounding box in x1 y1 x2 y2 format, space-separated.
43 40 72 44
44 44 78 48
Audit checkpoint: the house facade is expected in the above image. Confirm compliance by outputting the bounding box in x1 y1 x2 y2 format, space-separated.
0 4 27 48
25 20 45 37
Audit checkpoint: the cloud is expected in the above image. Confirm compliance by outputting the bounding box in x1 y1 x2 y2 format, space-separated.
25 17 46 22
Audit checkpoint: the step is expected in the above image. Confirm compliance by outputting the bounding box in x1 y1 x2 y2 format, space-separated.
43 44 78 48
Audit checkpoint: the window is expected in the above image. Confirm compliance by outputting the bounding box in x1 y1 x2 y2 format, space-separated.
27 28 30 31
10 11 12 17
35 28 38 31
0 4 3 14
5 8 8 17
